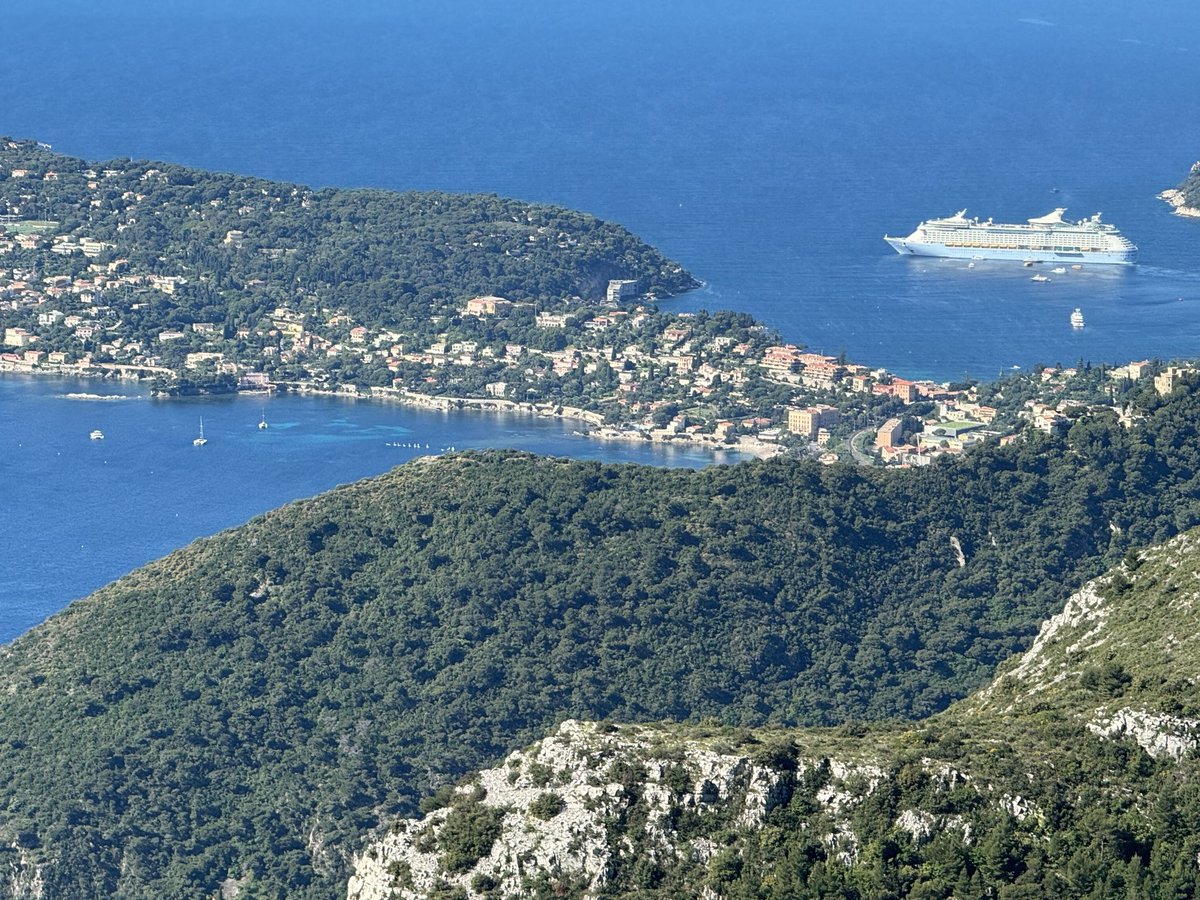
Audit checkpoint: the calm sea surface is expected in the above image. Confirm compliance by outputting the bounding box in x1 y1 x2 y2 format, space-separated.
3 0 1200 638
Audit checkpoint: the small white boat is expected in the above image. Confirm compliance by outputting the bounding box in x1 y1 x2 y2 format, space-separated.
193 417 208 447
967 261 975 269
1052 266 1067 275
1031 274 1051 283
258 411 268 430
1071 308 1085 328
89 429 104 440
1023 260 1034 267
1071 264 1083 270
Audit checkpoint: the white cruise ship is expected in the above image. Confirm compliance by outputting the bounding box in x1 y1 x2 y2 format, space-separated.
884 208 1136 265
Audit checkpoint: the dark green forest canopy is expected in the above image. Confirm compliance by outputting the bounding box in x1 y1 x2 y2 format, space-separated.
0 138 698 330
3 382 1200 896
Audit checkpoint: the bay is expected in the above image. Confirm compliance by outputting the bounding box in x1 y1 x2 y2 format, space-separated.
3 0 1200 638
0 376 735 643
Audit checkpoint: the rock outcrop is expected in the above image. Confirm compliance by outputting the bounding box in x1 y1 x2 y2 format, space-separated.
1161 161 1200 217
347 720 1060 900
978 581 1111 707
6 851 44 900
347 720 897 899
1088 708 1200 760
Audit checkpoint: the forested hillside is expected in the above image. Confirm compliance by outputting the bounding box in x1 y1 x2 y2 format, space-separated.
357 531 1200 899
3 381 1200 896
0 138 697 335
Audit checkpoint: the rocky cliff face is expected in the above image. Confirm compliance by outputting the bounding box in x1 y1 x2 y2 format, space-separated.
347 720 807 899
346 720 1048 900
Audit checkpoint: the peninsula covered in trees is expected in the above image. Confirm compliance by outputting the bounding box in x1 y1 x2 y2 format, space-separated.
2 138 1194 465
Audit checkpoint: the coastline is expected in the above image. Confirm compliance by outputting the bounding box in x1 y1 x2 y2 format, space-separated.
1158 187 1200 219
287 382 781 460
0 364 780 462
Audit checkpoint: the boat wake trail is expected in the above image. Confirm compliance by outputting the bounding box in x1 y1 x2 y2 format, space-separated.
1136 266 1200 283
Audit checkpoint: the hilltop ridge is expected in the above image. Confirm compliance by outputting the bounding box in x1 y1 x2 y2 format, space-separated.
971 529 1200 757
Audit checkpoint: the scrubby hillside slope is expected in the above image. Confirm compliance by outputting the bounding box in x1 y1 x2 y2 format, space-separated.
355 530 1200 898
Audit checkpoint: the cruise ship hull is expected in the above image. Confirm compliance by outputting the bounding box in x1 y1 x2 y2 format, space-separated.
885 208 1137 266
884 236 1135 266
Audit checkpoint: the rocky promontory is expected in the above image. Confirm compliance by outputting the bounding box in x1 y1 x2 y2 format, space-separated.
1160 160 1200 217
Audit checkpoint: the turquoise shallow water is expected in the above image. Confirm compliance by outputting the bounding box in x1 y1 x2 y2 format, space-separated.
0 376 736 642
2 0 1200 637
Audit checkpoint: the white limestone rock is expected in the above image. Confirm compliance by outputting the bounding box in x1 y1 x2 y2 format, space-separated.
347 721 879 899
999 793 1037 823
894 809 935 844
1088 708 1200 760
6 849 45 900
1160 178 1200 218
347 721 791 899
348 720 1061 899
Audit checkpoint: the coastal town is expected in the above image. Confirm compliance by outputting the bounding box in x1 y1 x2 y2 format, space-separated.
3 251 1189 465
1 142 1194 466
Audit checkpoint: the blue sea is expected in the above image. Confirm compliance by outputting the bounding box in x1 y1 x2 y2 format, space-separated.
3 0 1200 639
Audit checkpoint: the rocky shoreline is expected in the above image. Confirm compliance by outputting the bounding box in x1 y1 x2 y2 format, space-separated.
1160 158 1200 218
1159 187 1200 218
1160 160 1200 216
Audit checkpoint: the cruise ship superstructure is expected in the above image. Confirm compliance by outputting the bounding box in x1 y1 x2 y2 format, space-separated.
884 208 1136 265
